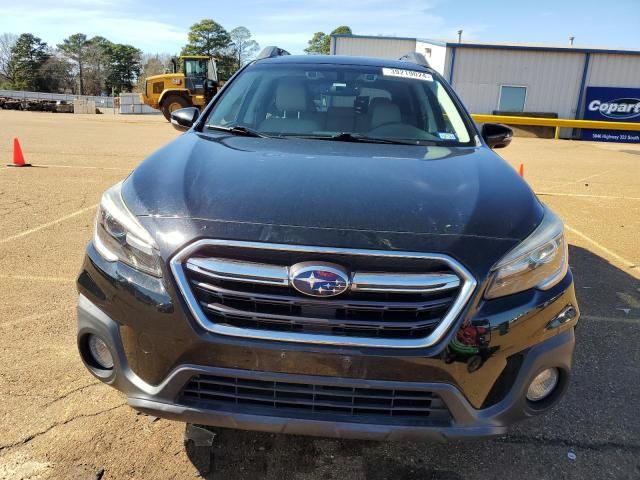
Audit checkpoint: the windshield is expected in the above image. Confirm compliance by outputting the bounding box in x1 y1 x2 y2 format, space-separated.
205 62 473 145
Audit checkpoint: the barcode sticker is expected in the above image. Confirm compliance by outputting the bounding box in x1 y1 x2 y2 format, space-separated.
438 132 457 140
382 68 433 82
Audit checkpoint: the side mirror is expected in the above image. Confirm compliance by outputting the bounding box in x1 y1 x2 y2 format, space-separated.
170 107 200 131
481 123 513 149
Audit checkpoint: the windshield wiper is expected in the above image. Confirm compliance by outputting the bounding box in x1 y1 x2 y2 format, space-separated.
336 133 423 145
292 132 424 145
206 124 274 138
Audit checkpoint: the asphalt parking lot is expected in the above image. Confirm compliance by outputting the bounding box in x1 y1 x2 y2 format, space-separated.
0 109 638 480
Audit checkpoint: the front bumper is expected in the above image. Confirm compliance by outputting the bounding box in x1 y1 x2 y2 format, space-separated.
77 290 577 441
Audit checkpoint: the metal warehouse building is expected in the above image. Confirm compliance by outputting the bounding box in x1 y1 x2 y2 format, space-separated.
331 34 640 139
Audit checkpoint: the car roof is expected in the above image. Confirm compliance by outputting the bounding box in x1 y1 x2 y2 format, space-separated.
256 54 431 71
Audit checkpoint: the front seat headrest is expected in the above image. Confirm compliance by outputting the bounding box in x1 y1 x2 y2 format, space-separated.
275 80 308 112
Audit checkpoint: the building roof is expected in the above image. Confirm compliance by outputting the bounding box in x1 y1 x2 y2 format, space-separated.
332 34 640 57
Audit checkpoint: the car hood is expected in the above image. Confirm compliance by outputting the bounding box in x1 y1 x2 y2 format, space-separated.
124 131 542 241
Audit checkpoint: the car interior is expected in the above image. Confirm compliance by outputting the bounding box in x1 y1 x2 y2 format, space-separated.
257 76 447 139
207 67 470 143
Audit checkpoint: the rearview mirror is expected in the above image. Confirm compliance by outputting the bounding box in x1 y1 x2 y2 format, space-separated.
481 123 513 149
170 107 200 131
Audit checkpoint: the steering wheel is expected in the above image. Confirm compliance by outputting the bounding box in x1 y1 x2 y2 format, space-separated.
369 122 430 139
369 121 406 131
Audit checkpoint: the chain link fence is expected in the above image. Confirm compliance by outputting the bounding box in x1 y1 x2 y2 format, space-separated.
1 90 162 115
118 93 160 114
0 89 115 108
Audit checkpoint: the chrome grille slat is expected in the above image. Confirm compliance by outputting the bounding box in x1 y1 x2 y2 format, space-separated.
200 301 443 331
191 280 454 312
351 272 460 293
170 240 477 348
187 256 461 293
187 257 289 286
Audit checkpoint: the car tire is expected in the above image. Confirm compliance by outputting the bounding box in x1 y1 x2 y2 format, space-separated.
161 95 190 121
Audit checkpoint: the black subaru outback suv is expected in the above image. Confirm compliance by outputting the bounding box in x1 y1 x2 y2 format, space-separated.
77 47 579 441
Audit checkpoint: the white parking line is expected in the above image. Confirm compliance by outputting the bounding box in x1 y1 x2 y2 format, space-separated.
582 315 639 325
571 170 613 184
0 204 97 244
0 274 75 283
545 169 613 191
565 224 637 269
42 164 131 171
536 192 640 201
0 307 74 328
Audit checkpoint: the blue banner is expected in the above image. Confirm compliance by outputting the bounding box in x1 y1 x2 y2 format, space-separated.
582 86 640 143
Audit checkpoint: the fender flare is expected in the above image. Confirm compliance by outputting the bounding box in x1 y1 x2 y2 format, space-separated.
159 89 191 106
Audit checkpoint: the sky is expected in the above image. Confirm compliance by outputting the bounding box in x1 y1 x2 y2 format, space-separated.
0 0 639 55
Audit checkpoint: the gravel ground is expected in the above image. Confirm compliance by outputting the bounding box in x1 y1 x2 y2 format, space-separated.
0 110 638 480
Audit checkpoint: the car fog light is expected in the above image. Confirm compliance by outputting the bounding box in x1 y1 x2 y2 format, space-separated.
546 305 578 330
526 368 559 402
88 335 114 370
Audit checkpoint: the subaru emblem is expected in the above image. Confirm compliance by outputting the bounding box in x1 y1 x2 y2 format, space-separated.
289 262 350 297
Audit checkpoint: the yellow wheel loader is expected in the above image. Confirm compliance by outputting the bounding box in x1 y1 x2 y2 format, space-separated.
140 56 219 121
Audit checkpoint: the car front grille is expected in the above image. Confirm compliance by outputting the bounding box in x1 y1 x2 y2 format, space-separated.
171 240 476 348
179 372 452 426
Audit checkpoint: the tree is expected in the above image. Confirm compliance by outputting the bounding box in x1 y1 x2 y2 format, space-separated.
0 33 17 86
330 26 352 38
9 33 50 90
215 53 238 81
39 53 74 92
181 19 237 79
142 53 172 76
136 53 173 92
305 26 352 55
228 26 259 68
304 32 327 55
181 19 230 57
57 33 90 94
105 43 142 94
84 36 113 95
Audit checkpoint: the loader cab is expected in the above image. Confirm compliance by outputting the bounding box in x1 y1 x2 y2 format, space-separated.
182 56 218 95
183 56 208 95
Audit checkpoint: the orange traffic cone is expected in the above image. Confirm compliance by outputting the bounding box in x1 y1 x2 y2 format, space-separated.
518 163 524 177
7 138 31 167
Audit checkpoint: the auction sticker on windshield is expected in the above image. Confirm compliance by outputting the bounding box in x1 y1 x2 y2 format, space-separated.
382 68 433 82
438 132 457 140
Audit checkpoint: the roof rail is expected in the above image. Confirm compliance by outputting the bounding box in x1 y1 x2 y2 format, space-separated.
398 52 430 68
256 46 291 60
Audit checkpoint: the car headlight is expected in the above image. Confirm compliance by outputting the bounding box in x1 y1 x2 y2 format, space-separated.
485 207 568 299
93 181 162 277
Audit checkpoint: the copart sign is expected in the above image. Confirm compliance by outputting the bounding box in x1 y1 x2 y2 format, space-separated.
582 87 640 143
